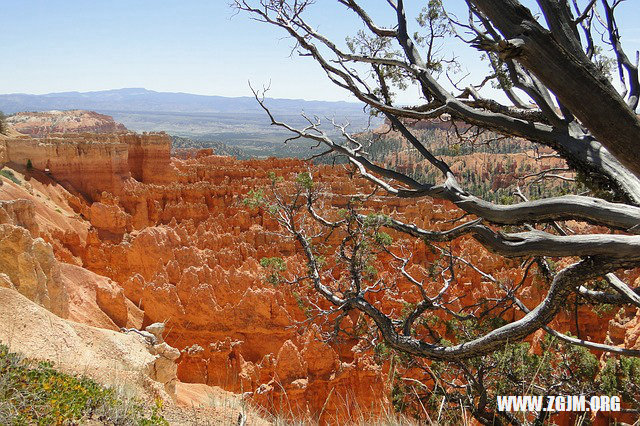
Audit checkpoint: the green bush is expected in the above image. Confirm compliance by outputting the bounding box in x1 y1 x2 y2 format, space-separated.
0 344 168 425
260 256 286 286
0 170 20 186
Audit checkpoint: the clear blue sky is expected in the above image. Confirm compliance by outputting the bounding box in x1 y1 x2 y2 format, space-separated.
2 1 639 102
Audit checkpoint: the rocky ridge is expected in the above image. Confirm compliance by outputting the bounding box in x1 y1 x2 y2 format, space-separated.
6 110 128 137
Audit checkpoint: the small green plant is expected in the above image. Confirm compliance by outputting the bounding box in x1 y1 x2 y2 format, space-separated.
363 263 378 279
292 291 313 318
373 342 392 364
0 169 20 185
373 231 393 246
0 343 168 425
599 356 640 404
260 256 286 286
593 302 617 317
243 188 266 208
0 111 6 135
295 172 313 189
267 171 283 184
363 213 391 227
26 159 33 170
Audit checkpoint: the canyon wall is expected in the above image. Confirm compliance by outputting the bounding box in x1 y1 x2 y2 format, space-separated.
72 152 640 422
77 155 397 420
0 169 183 404
3 133 130 198
1 131 172 199
125 133 175 185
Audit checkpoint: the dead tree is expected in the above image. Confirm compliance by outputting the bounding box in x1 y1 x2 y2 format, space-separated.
235 0 640 421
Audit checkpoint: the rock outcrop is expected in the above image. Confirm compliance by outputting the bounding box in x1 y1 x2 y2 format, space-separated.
6 110 128 137
0 130 173 200
0 199 68 317
0 287 176 402
0 177 139 330
68 154 474 420
0 198 39 234
0 224 69 318
146 322 181 396
126 133 175 185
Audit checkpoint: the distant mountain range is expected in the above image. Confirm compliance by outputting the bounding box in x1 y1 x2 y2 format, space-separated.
0 87 369 116
0 88 379 158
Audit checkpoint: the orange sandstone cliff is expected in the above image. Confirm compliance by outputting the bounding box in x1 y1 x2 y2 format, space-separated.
0 130 173 199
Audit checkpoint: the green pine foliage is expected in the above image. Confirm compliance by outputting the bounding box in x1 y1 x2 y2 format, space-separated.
384 332 640 424
0 170 21 186
0 111 6 135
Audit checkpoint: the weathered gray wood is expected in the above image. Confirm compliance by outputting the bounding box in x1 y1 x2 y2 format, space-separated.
235 0 640 362
470 0 640 179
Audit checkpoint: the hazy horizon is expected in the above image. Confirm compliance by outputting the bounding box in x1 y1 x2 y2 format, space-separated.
0 87 364 104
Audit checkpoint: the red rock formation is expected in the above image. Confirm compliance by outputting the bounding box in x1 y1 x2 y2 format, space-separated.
1 130 173 200
2 133 131 198
61 262 143 330
55 154 501 420
0 198 39 235
0 221 69 318
0 168 142 330
6 110 127 137
126 133 175 185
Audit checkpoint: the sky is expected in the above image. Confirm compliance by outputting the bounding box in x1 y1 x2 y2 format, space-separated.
2 0 639 103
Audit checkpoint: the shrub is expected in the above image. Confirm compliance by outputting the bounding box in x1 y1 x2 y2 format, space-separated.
0 344 168 425
0 170 20 186
0 111 6 135
259 256 286 286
